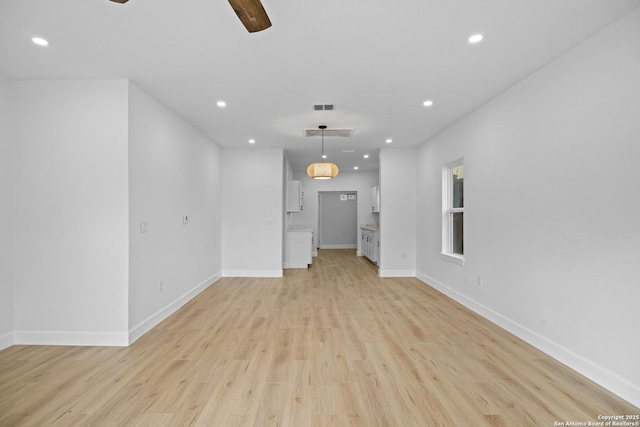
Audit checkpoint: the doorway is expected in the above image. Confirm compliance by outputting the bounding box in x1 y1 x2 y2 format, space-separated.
317 191 358 249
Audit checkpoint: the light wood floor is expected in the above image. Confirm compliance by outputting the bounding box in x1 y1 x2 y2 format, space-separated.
1 250 637 426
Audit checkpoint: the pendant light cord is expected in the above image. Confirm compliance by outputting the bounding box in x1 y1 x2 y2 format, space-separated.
319 125 327 160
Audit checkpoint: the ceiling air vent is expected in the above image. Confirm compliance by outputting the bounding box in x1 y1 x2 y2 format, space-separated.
313 104 335 111
304 128 354 137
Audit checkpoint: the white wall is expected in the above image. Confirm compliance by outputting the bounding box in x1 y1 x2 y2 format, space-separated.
222 148 284 276
127 83 222 341
380 149 417 277
416 8 640 407
291 171 379 256
0 73 14 349
319 192 358 248
12 80 130 345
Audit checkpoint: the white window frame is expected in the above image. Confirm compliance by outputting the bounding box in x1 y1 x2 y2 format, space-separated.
441 159 464 265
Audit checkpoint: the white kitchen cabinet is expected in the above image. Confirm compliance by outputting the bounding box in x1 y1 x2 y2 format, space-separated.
370 185 380 213
286 180 303 213
285 229 313 268
361 227 379 264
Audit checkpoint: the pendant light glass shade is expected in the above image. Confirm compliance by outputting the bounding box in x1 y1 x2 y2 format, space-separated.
307 125 339 179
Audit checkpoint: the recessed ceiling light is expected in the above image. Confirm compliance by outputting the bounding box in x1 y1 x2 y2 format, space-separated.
248 139 255 144
423 100 434 107
468 34 484 44
354 166 359 170
31 37 49 46
386 139 393 144
216 100 226 108
322 154 327 159
363 154 369 159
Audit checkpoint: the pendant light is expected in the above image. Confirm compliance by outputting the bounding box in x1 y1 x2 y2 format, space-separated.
307 125 339 179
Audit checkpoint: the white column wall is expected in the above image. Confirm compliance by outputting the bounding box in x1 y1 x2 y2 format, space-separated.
12 80 130 345
379 149 417 277
222 148 284 276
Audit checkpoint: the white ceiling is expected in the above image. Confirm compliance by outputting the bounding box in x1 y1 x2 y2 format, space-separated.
2 0 639 173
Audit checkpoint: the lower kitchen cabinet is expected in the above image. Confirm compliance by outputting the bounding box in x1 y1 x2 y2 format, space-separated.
361 227 379 265
285 229 313 268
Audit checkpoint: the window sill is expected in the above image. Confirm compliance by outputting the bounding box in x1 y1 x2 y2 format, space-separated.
440 252 465 266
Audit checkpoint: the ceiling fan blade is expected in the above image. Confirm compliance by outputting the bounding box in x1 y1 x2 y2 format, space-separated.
109 0 129 3
228 0 272 33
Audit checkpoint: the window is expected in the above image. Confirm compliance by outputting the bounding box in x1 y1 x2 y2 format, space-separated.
442 160 464 264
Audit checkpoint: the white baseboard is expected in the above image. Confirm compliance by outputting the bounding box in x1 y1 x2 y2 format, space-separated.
283 263 310 269
0 331 15 351
7 273 222 349
416 271 640 409
222 270 283 278
128 272 221 345
379 269 416 278
319 244 357 249
14 330 129 347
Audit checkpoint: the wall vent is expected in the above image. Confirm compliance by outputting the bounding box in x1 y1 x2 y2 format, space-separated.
313 104 335 111
304 128 354 137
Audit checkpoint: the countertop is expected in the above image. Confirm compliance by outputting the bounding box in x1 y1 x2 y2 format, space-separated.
287 227 313 232
360 224 379 231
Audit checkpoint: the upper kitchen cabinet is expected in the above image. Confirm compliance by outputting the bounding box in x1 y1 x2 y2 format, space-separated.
286 180 303 213
370 185 380 213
